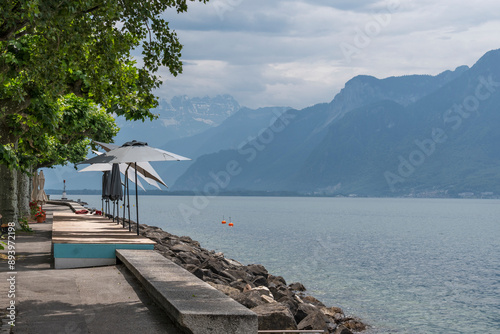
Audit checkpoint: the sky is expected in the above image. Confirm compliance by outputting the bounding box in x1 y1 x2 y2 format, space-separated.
154 0 500 110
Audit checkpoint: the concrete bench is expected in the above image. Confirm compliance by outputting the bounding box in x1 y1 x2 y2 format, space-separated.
116 249 258 334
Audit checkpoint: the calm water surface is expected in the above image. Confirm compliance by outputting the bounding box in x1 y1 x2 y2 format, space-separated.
73 195 500 334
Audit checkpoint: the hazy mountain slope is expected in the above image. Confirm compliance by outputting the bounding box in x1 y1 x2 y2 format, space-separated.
173 49 500 196
113 94 240 147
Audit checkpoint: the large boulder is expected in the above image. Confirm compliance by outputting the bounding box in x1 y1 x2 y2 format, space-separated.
176 251 201 266
252 286 274 298
294 303 318 324
297 311 329 332
302 295 326 307
268 275 287 287
225 268 254 282
245 264 269 278
252 303 297 330
320 306 344 318
207 282 241 299
334 325 353 334
252 275 269 287
234 290 267 309
184 264 204 280
270 285 293 300
170 243 196 253
343 318 367 332
278 295 299 315
289 282 306 291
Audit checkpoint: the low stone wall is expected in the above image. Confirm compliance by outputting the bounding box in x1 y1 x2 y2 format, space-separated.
125 220 367 334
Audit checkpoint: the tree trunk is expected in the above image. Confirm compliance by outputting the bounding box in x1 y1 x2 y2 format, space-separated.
17 169 31 219
0 163 19 225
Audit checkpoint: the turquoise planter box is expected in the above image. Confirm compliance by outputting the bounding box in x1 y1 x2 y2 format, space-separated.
54 243 154 259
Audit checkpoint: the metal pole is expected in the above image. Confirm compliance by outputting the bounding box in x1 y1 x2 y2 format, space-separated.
127 172 131 232
135 162 139 235
123 168 128 228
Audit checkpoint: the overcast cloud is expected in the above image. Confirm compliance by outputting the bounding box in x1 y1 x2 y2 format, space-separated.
155 0 500 109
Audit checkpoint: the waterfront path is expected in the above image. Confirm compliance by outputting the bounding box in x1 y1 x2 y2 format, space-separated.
0 204 182 333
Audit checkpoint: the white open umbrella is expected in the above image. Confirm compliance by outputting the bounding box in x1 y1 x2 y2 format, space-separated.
78 140 190 235
93 142 168 188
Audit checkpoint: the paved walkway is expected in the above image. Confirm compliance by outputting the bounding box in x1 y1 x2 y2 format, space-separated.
0 204 182 333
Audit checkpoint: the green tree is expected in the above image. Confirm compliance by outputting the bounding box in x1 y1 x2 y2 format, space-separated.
0 0 208 223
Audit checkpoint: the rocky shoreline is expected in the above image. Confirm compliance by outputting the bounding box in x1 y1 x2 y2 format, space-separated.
130 221 367 333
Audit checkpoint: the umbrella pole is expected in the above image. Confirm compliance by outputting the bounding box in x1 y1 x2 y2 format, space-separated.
123 167 129 228
116 200 119 224
135 162 139 236
127 174 131 232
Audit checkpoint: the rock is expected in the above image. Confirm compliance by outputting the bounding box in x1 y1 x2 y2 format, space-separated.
179 235 200 247
225 269 254 282
268 274 287 287
289 282 306 291
201 269 213 279
302 295 326 307
227 258 244 266
184 264 204 280
229 280 251 291
343 318 367 332
171 243 195 253
261 295 276 304
234 290 266 309
334 325 353 334
270 285 293 300
295 303 318 324
294 294 304 304
252 275 269 287
252 303 297 330
220 270 238 282
252 286 273 298
201 258 225 275
176 251 201 266
297 311 329 332
243 284 253 293
278 295 299 315
320 306 344 318
245 264 269 278
207 282 241 299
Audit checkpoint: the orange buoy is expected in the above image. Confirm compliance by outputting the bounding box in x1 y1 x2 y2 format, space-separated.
228 217 233 227
222 216 226 224
228 222 234 227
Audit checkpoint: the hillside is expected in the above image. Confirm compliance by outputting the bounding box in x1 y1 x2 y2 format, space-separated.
173 49 500 197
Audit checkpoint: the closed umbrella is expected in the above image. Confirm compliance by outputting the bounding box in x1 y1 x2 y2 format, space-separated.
36 170 48 207
102 171 111 216
31 171 39 203
109 163 123 223
78 140 190 235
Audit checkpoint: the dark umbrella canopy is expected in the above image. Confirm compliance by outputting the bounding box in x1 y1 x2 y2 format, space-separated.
109 163 123 201
102 171 111 199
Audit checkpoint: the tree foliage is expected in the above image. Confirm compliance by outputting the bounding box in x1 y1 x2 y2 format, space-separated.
0 0 207 169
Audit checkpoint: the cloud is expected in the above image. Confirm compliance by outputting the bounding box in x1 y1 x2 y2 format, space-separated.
156 0 500 109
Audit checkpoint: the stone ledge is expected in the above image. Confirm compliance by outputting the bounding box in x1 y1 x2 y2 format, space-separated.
116 249 258 334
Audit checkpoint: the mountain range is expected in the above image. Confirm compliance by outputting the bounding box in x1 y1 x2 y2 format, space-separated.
45 48 500 198
172 49 500 197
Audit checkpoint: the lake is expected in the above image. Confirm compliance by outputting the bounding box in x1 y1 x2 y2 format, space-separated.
70 195 500 333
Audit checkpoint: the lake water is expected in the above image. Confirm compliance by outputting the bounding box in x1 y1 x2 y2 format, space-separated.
70 195 500 333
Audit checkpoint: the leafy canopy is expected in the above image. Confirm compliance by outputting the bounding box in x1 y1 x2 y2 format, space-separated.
0 0 208 169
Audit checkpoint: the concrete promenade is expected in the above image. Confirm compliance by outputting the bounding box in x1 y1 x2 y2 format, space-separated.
0 204 182 333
